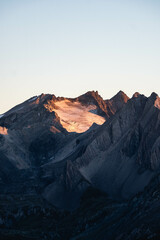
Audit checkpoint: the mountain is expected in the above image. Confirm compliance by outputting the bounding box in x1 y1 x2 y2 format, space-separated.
0 90 160 239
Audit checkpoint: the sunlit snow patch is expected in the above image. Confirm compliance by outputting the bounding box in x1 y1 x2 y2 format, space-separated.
50 100 106 133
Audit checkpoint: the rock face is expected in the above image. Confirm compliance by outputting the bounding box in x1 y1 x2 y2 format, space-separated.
77 94 155 195
105 90 129 115
0 90 160 239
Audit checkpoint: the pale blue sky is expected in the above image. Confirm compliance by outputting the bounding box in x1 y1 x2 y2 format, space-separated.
0 0 160 113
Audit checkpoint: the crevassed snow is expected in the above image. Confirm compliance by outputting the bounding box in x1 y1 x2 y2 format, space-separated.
50 100 105 133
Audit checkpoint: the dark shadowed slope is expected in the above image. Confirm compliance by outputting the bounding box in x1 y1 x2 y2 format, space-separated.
0 90 160 240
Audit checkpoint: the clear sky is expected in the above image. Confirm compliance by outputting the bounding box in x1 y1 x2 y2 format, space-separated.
0 0 160 113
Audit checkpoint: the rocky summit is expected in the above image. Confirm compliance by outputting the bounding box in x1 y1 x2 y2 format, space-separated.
0 90 160 240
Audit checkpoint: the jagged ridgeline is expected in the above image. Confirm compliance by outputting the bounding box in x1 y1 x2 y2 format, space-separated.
0 91 160 240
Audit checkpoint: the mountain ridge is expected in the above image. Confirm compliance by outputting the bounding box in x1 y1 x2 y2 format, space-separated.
0 90 160 239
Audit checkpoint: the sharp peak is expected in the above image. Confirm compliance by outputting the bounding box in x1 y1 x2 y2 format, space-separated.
148 92 160 108
132 92 141 98
111 90 129 101
78 90 102 99
84 90 99 96
117 90 126 95
39 93 56 98
150 92 159 99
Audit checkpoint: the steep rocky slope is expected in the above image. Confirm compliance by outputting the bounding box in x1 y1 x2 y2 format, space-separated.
71 174 160 240
0 90 160 239
1 175 160 240
41 92 160 209
76 93 155 199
